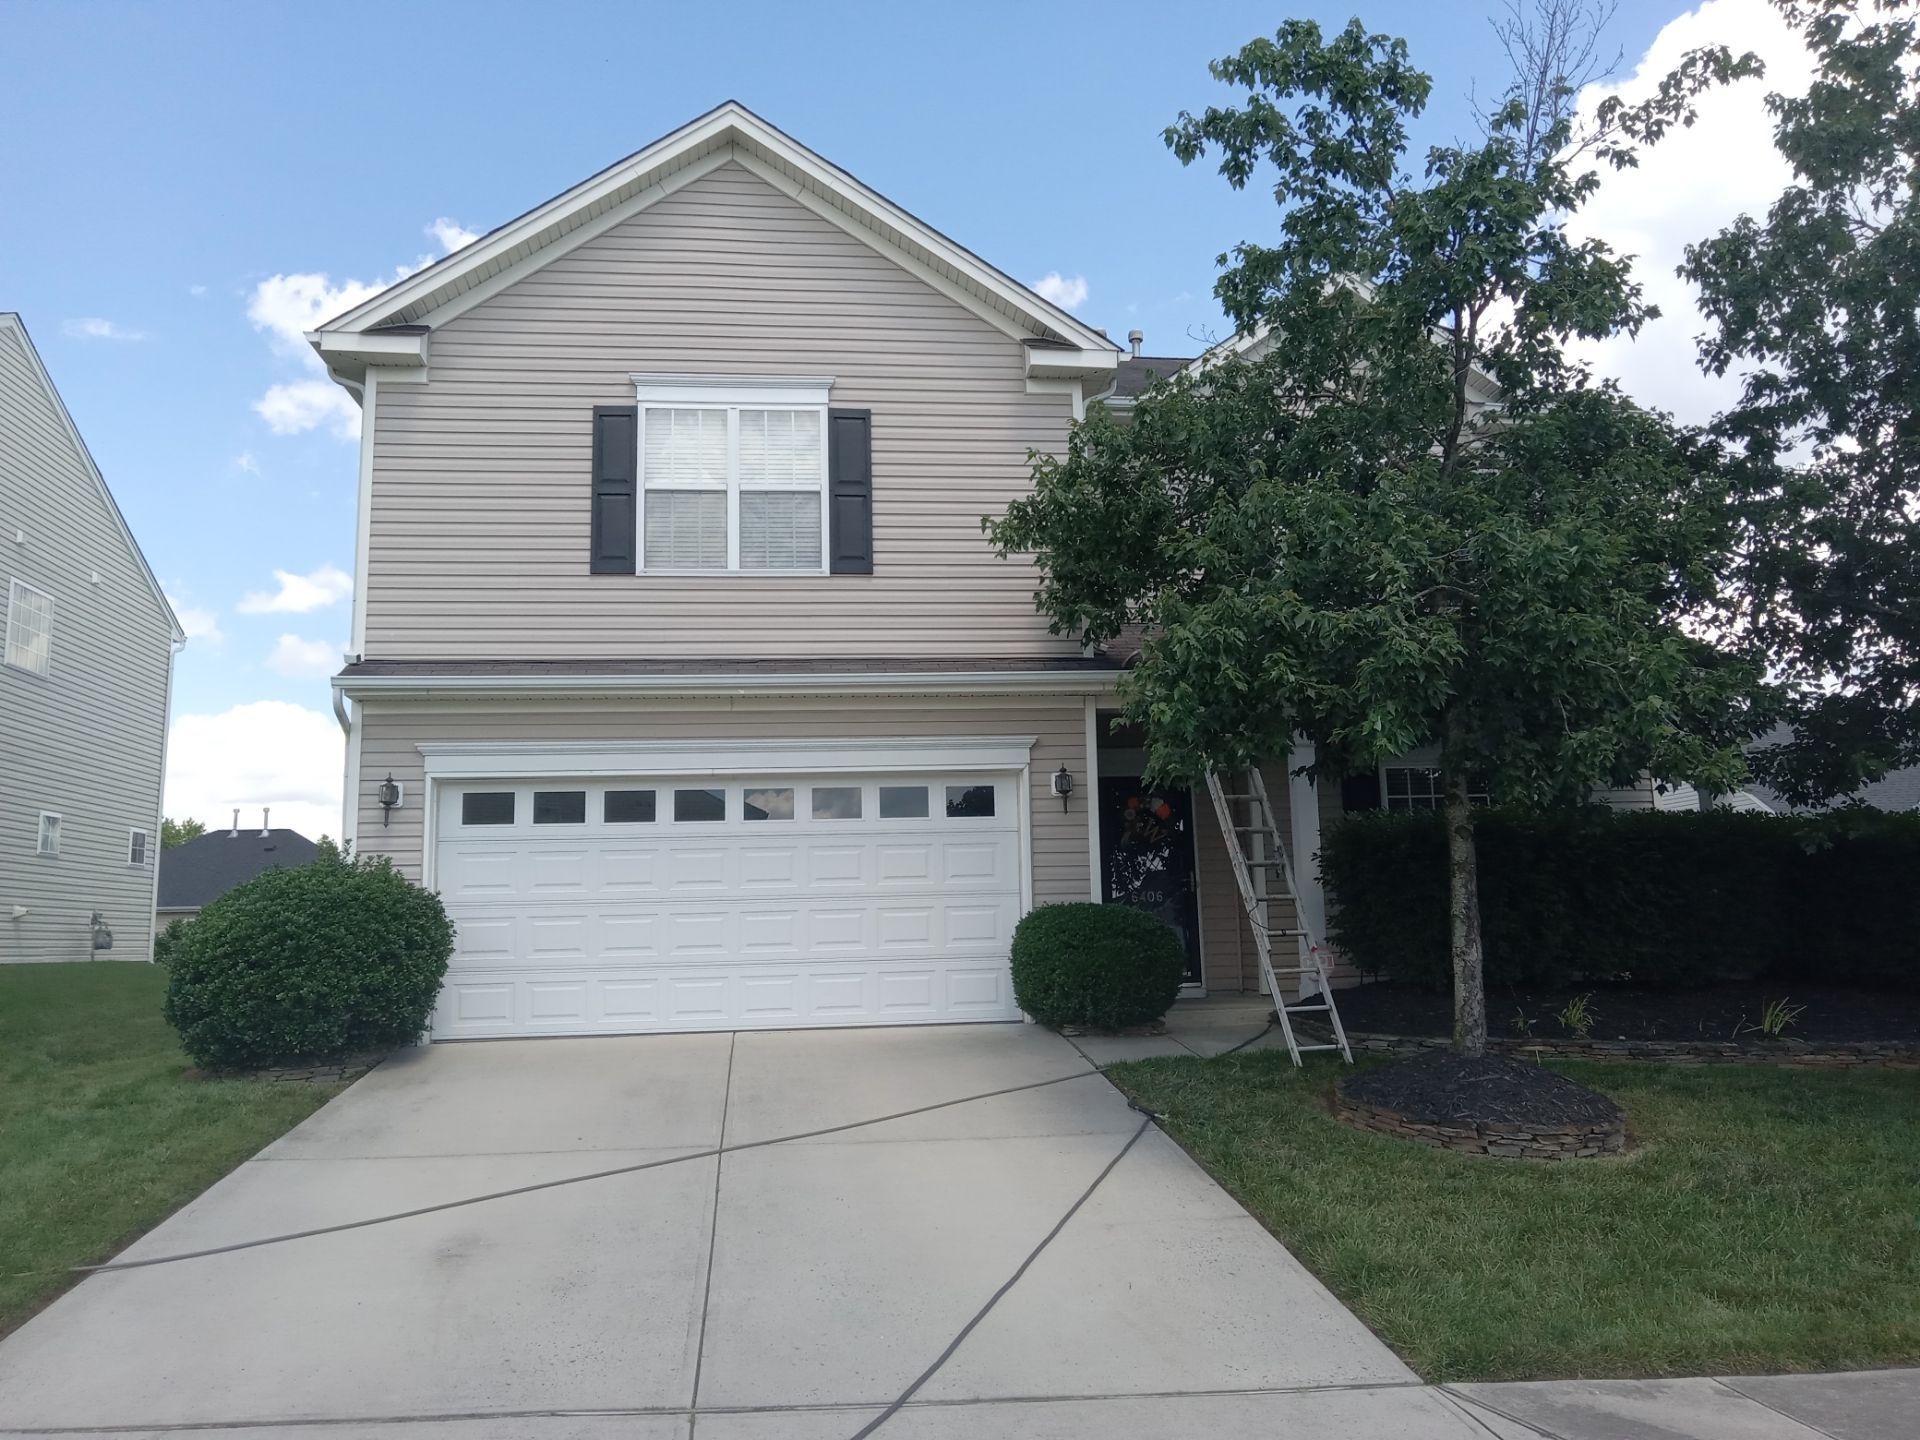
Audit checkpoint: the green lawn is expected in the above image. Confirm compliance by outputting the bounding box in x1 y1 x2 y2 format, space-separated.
1107 1051 1920 1382
0 964 342 1338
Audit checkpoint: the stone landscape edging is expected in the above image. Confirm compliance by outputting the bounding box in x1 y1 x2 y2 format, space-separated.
1332 1091 1627 1159
1344 1031 1920 1068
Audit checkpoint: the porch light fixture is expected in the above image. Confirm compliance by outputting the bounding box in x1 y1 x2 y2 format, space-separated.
1051 764 1075 811
378 774 402 826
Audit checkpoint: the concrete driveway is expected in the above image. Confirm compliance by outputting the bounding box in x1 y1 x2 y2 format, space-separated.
0 1023 1490 1438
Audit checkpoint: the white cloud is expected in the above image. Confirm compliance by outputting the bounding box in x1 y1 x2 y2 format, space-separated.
189 284 208 299
237 564 354 615
254 379 362 439
165 700 344 844
1030 271 1090 310
233 450 260 474
267 633 345 679
63 317 148 341
165 592 225 649
428 216 480 252
1566 0 1815 426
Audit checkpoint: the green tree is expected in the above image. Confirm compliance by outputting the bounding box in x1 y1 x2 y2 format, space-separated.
988 8 1765 1053
1684 0 1920 804
161 817 205 849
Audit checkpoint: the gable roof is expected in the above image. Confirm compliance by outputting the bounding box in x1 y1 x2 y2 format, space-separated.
310 102 1118 388
0 313 184 644
157 828 320 911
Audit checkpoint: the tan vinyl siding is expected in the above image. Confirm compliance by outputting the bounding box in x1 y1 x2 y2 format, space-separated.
0 323 173 963
363 162 1082 660
352 695 1092 908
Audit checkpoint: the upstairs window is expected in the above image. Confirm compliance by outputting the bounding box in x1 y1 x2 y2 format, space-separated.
5 578 53 676
636 380 829 573
36 812 61 857
128 829 148 865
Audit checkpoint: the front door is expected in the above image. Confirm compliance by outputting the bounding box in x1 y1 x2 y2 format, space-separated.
1098 777 1202 985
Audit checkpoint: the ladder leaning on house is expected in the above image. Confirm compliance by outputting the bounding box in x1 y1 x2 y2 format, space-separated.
1204 765 1354 1066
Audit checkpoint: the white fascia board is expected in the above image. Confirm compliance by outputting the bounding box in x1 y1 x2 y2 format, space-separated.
1025 348 1119 382
307 330 428 385
312 102 1118 359
419 734 1040 780
336 669 1122 702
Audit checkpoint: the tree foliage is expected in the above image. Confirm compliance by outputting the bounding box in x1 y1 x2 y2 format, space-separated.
1685 0 1920 804
161 817 205 849
987 6 1768 1052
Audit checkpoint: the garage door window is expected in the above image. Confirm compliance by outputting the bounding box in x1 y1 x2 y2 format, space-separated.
605 789 657 823
744 786 795 821
812 785 862 820
675 787 727 822
462 792 515 826
879 784 929 819
534 790 587 824
946 784 996 818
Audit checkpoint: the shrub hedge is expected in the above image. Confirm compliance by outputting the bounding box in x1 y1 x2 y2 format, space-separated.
163 841 453 1071
1321 808 1920 991
1011 902 1188 1030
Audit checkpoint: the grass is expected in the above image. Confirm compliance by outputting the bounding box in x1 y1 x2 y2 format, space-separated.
0 964 342 1339
1106 1051 1920 1382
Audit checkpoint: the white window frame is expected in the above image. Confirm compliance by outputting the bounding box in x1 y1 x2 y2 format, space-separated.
5 577 54 677
128 828 148 865
36 811 61 857
1379 763 1490 812
631 375 832 575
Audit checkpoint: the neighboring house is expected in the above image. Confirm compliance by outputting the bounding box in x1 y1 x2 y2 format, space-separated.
1 313 184 963
156 816 320 927
1737 724 1920 815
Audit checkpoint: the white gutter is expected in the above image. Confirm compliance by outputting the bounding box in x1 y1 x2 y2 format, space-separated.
333 668 1123 702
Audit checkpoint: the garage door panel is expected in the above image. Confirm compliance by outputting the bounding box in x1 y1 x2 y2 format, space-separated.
432 768 1025 1037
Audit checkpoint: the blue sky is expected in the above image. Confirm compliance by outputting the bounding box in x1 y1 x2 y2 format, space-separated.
0 0 1791 836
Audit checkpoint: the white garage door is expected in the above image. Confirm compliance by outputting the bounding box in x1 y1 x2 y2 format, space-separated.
430 770 1025 1037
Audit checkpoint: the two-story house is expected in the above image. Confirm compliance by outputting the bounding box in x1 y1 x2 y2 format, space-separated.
1 313 183 964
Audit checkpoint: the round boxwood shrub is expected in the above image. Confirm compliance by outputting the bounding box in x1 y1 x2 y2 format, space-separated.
1011 902 1187 1031
163 841 453 1072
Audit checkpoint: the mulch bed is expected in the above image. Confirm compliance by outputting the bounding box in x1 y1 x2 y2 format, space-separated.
1335 980 1920 1045
1339 1051 1623 1130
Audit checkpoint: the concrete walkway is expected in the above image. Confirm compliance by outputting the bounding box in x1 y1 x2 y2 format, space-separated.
1 1015 1911 1439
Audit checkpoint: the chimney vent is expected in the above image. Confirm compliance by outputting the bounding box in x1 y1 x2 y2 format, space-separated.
230 808 240 838
1128 329 1143 358
260 808 271 838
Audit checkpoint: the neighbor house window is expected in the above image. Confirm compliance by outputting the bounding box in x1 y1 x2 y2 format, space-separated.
637 380 829 573
36 812 61 857
1382 766 1489 812
5 579 53 676
128 829 147 865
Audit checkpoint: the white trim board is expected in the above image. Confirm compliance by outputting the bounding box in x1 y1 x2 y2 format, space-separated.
337 668 1123 702
418 735 1040 781
310 104 1115 364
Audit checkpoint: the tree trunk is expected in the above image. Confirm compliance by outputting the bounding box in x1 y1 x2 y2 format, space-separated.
1443 760 1488 1057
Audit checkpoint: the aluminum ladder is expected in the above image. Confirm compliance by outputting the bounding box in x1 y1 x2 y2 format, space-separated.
1204 765 1353 1065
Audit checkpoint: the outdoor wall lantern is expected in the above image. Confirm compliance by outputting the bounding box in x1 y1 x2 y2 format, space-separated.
378 774 402 826
1051 764 1075 811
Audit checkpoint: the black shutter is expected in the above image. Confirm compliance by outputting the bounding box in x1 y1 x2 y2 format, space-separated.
827 408 873 575
1341 771 1383 813
590 405 637 574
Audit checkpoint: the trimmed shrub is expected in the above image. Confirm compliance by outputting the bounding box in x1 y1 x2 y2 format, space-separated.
152 917 190 967
163 841 453 1071
1320 807 1920 991
1011 902 1188 1031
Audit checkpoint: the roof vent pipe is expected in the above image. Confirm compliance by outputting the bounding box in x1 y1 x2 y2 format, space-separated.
1129 329 1143 358
260 808 271 838
230 808 240 838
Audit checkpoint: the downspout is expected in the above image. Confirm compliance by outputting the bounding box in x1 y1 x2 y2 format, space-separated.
332 682 357 852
